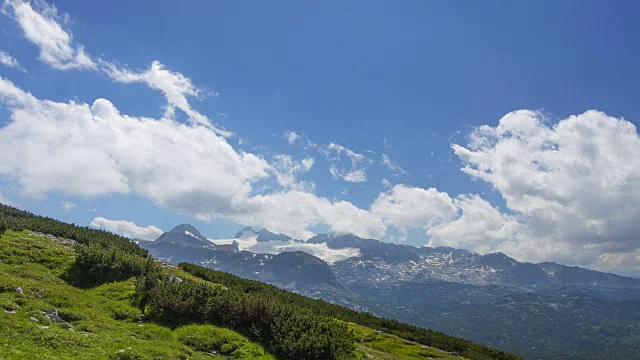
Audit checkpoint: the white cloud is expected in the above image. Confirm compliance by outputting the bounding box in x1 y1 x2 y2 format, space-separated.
452 110 640 272
329 166 339 179
271 154 315 190
90 217 163 241
61 200 75 210
381 154 407 175
233 190 387 240
343 169 366 183
0 77 385 242
325 142 369 182
0 77 269 214
427 195 523 254
329 166 366 183
0 50 26 72
2 1 227 136
594 251 640 277
371 184 458 230
326 142 367 163
101 60 230 136
284 134 380 183
5 69 635 273
284 131 301 145
2 0 95 70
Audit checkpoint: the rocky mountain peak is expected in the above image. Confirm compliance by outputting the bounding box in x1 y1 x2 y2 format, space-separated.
235 226 258 239
256 228 292 242
154 224 210 246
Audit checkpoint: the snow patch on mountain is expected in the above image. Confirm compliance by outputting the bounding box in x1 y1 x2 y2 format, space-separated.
209 235 360 264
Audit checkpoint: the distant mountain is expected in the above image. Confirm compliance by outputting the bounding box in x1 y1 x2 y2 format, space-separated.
314 233 640 289
141 225 346 293
262 251 347 292
538 262 640 289
153 224 211 247
314 233 640 359
147 225 640 292
257 228 293 242
234 226 257 239
2 204 524 360
235 226 293 242
141 225 640 360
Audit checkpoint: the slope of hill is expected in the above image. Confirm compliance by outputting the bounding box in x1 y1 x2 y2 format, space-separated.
0 229 274 360
0 203 520 360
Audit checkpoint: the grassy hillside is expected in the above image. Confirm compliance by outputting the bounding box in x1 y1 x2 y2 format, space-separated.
0 204 521 360
0 230 275 359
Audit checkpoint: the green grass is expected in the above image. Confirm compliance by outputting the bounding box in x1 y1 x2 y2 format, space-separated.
349 323 463 360
175 325 274 359
0 230 273 360
0 230 467 360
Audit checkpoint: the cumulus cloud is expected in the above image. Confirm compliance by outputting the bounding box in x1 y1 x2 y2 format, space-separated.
90 217 163 241
0 78 387 241
233 190 387 240
2 0 95 70
452 110 640 272
371 185 458 230
0 50 26 72
0 77 269 214
427 195 523 254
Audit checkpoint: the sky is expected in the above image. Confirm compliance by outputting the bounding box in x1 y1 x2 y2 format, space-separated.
0 0 639 277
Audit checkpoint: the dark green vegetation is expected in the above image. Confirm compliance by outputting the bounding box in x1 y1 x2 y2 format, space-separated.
0 204 521 359
137 263 355 359
180 263 518 360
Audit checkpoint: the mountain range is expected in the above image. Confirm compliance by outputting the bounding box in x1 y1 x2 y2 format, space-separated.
140 225 640 360
2 203 522 360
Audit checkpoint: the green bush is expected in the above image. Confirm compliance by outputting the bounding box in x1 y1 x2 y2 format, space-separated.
137 268 356 360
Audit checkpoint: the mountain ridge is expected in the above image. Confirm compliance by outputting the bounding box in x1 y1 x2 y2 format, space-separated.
148 224 640 290
0 203 522 360
140 224 640 359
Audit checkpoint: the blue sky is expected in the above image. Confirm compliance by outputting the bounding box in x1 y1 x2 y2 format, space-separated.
0 0 639 276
